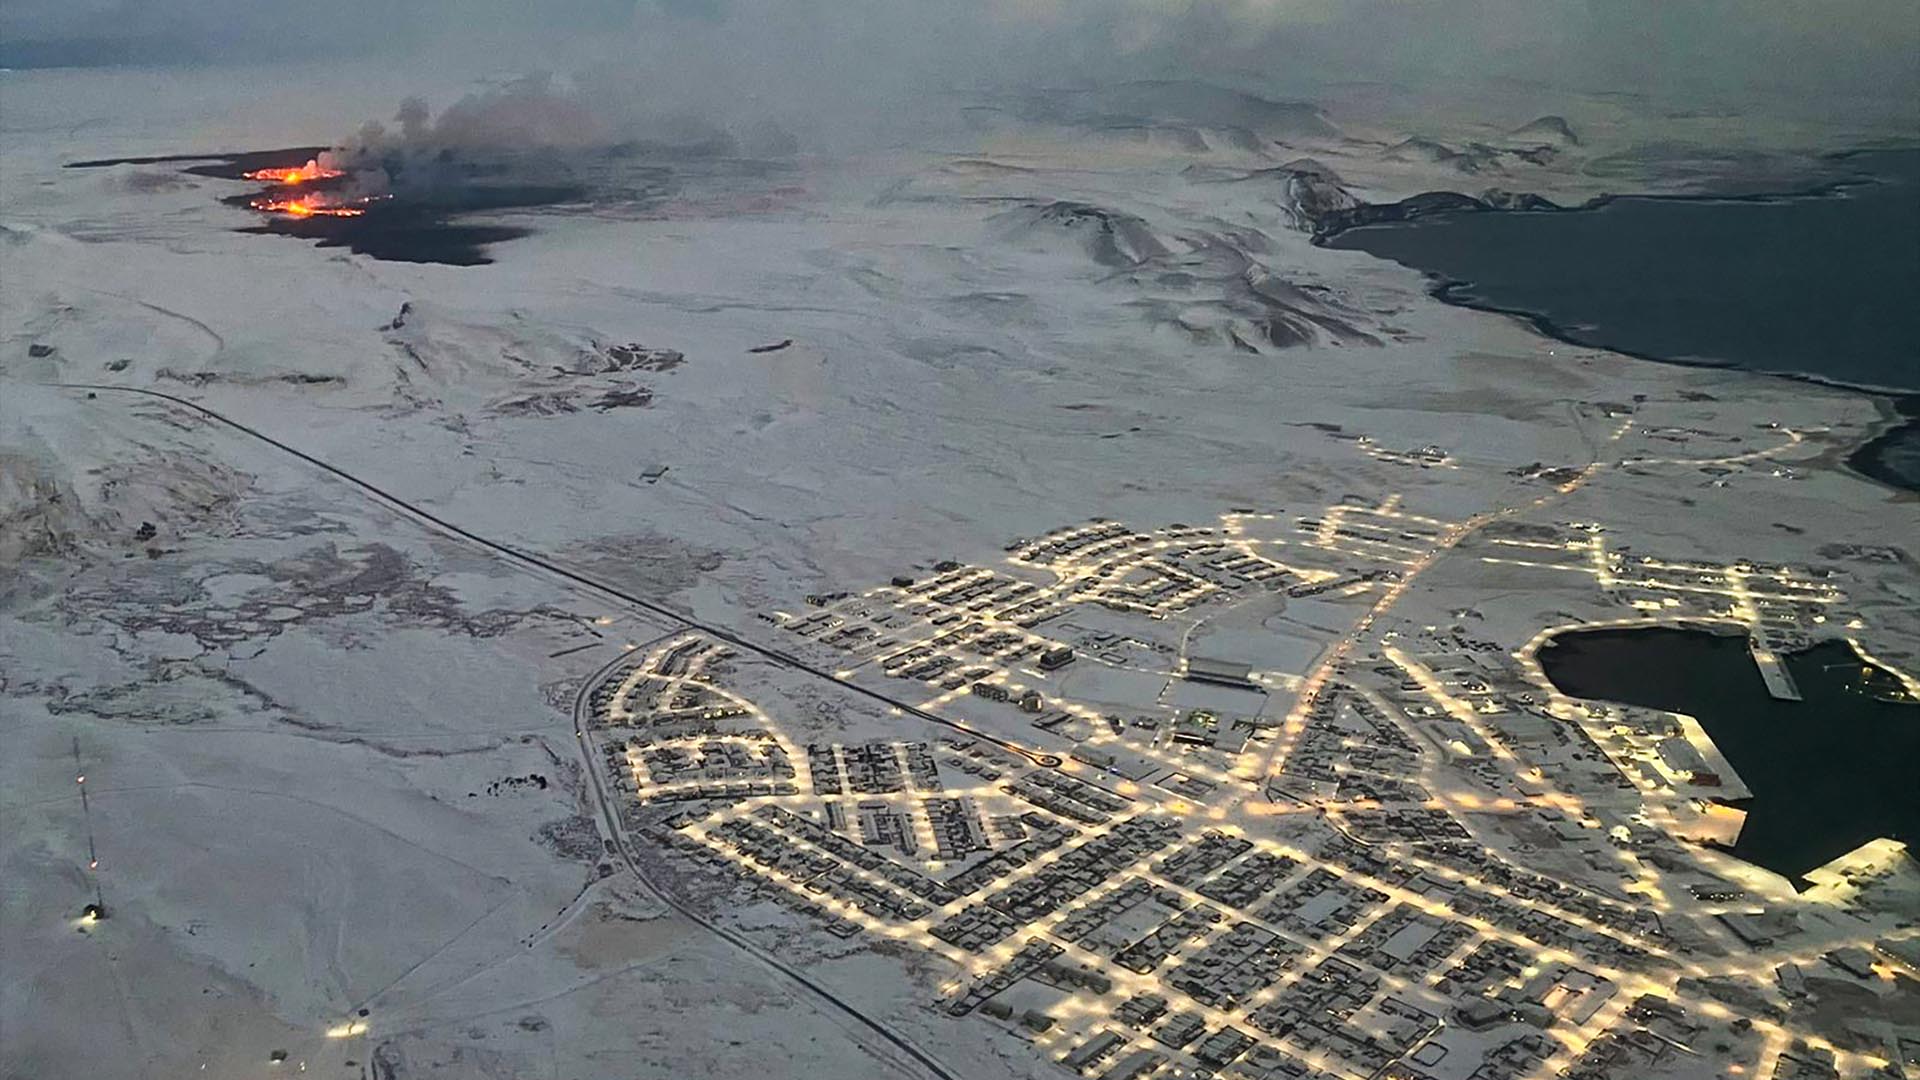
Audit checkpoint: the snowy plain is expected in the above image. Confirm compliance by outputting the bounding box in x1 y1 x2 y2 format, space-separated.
3 61 1916 1080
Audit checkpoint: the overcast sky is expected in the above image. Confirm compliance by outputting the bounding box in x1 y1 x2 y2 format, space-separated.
4 0 1915 122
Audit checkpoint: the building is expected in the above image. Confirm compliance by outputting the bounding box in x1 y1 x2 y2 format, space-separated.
1184 656 1256 689
1171 710 1220 746
1656 737 1711 783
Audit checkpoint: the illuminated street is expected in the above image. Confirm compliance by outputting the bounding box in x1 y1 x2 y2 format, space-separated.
584 443 1920 1080
7 46 1918 1080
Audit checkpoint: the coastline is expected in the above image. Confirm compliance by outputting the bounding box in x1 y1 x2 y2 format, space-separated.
1310 144 1916 244
1536 626 1919 883
1312 150 1920 495
1847 393 1920 492
1415 272 1920 494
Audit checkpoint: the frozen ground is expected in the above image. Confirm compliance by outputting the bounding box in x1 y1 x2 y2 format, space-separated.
3 62 1915 1080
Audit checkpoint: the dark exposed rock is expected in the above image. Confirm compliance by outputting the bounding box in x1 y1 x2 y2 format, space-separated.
535 814 603 861
1508 115 1581 147
1384 136 1478 170
379 302 413 332
994 199 1172 268
1481 189 1562 211
587 385 654 411
1312 189 1561 240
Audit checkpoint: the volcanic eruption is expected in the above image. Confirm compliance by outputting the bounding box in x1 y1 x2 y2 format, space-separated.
76 77 766 264
239 153 385 220
241 159 343 184
247 196 368 218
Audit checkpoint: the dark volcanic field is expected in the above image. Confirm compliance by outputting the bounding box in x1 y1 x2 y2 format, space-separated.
235 212 536 267
69 145 329 179
69 145 593 265
216 182 579 267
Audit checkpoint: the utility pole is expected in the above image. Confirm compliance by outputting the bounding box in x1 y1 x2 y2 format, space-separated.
72 736 106 919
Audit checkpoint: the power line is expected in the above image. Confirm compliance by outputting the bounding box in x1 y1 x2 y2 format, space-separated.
72 736 106 918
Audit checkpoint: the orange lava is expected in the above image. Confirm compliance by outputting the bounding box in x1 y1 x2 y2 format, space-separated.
249 196 365 218
243 160 343 184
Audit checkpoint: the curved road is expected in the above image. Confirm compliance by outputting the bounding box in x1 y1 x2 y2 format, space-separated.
56 384 977 1079
570 644 960 1080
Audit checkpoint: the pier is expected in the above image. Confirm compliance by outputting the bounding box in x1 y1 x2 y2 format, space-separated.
1748 641 1803 702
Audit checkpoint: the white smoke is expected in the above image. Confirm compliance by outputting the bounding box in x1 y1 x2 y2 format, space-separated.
169 0 1915 178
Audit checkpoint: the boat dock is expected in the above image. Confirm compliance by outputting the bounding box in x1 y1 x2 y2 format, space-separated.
1748 640 1803 701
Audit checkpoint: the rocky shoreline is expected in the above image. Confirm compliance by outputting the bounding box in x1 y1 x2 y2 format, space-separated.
1847 393 1920 493
1302 151 1920 494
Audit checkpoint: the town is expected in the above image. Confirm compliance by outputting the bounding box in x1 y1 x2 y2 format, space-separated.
577 490 1920 1080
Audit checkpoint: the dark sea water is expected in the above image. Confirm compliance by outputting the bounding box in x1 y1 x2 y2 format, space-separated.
1538 628 1919 885
1327 149 1920 487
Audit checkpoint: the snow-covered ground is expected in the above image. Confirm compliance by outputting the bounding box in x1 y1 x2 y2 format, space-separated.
3 62 1914 1080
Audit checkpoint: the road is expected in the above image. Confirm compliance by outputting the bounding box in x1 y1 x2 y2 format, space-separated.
57 383 1059 768
571 643 961 1080
1259 458 1618 799
59 384 965 1080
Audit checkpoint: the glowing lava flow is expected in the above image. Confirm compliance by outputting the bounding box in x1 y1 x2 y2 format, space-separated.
242 160 342 184
249 196 366 218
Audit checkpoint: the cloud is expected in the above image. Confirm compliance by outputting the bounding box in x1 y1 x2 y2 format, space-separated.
4 0 1912 127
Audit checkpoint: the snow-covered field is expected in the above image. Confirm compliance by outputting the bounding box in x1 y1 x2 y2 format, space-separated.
3 62 1914 1080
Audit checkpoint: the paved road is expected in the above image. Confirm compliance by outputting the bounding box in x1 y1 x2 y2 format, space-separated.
1258 462 1615 801
570 644 961 1080
58 383 1059 768
60 384 964 1080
